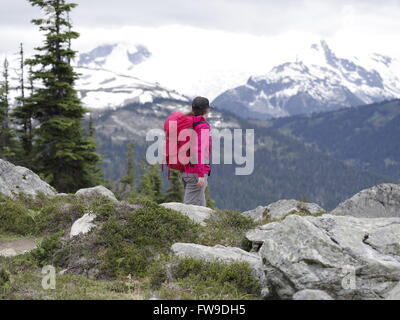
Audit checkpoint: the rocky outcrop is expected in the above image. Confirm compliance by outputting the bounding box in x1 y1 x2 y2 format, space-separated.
332 183 400 218
386 282 400 300
75 185 118 203
292 289 333 300
0 158 57 198
160 203 215 226
242 199 325 222
70 212 97 238
0 239 37 257
171 243 266 285
246 214 400 300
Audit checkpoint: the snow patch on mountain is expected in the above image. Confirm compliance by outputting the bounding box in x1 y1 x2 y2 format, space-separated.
73 43 191 110
213 40 400 119
76 66 189 110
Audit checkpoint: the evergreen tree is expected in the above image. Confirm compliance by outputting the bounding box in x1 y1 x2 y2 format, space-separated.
25 0 102 192
83 111 104 186
138 163 163 203
205 186 215 209
120 142 135 188
164 170 183 203
13 43 34 163
0 58 20 160
88 113 95 138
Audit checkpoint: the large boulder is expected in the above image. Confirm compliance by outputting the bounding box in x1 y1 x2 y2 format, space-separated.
160 202 215 226
386 282 400 300
332 183 400 218
75 185 118 204
0 239 37 257
242 199 325 222
247 214 400 300
292 289 333 300
171 243 266 285
0 159 57 198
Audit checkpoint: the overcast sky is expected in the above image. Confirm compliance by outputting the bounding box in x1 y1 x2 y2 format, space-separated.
1 0 400 98
1 0 400 52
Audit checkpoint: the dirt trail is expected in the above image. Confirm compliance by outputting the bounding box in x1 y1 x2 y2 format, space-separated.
0 238 37 257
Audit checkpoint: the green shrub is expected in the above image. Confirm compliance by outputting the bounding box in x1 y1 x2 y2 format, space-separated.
2 253 38 274
0 268 10 286
91 199 116 222
0 268 11 295
155 258 261 300
0 195 36 235
199 210 256 248
31 232 64 266
100 246 149 278
97 202 201 277
0 193 88 236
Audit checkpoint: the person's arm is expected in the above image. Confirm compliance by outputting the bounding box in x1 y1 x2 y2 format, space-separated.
192 122 210 179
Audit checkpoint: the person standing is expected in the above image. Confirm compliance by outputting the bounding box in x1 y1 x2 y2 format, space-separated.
181 96 212 206
163 96 212 206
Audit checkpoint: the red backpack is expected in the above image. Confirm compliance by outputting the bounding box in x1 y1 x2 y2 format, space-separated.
163 112 195 174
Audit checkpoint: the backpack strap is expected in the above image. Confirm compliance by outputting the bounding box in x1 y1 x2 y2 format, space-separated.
193 120 208 128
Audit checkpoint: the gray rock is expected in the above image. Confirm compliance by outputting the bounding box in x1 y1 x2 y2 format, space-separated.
260 287 271 299
251 214 400 300
242 199 325 222
0 158 57 198
171 243 266 285
245 222 281 250
75 185 117 203
332 183 400 218
0 239 37 257
160 202 215 226
241 206 267 222
70 212 97 238
0 248 18 257
293 289 334 300
386 282 400 300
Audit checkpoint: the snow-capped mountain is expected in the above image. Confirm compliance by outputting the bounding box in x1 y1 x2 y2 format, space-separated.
74 43 191 110
76 66 189 110
4 42 238 132
77 43 151 74
73 44 239 130
4 43 191 111
212 40 400 119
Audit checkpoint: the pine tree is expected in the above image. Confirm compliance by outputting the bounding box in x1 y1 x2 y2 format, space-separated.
25 0 102 192
83 111 104 186
120 142 135 188
88 113 95 138
206 186 215 209
164 170 183 203
138 163 163 203
0 58 20 160
13 43 34 163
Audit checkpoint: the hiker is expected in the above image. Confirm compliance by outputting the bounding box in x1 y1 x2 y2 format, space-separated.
164 96 212 206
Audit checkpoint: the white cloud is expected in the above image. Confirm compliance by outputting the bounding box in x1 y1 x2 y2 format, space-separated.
1 0 400 99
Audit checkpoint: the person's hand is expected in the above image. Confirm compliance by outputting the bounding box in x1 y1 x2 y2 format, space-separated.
197 177 207 188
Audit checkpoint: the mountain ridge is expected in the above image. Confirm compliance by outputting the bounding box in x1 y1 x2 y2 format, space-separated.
212 40 400 119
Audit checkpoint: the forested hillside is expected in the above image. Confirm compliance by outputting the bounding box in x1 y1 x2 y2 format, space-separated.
268 99 400 179
92 100 394 211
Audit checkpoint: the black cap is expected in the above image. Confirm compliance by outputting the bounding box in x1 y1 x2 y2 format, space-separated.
192 96 212 110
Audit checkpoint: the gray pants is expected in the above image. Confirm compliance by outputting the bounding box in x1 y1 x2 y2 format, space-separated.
181 173 207 207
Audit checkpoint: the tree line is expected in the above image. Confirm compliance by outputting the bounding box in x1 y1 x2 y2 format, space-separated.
0 0 204 206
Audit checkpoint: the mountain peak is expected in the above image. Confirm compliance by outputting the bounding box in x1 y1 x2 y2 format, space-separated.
77 43 152 70
213 40 400 119
308 40 337 66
